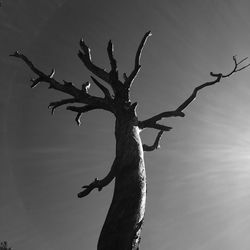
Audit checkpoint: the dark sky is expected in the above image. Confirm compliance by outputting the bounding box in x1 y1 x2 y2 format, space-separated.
1 1 250 250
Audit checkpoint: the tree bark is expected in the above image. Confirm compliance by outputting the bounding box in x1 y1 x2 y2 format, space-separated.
98 113 146 250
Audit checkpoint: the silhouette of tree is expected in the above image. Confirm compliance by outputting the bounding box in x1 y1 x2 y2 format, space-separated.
11 32 249 250
0 241 12 250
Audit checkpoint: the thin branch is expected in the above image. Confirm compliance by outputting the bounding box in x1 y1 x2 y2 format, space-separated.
176 56 250 112
124 31 152 89
66 104 100 125
142 123 172 131
107 40 118 80
139 56 250 131
48 98 76 114
78 38 111 83
30 76 43 88
143 130 164 152
10 51 82 97
91 76 112 100
236 56 248 65
221 55 250 78
78 157 117 198
175 76 222 112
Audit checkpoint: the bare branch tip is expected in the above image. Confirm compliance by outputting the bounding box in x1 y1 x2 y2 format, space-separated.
81 81 91 93
145 31 152 37
238 57 249 66
48 103 56 115
179 111 185 117
238 63 250 71
30 78 41 88
142 31 152 44
10 51 20 57
108 40 113 50
49 68 55 78
79 38 86 47
75 113 82 126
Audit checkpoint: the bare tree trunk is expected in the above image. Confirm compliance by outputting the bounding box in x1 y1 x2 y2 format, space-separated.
98 114 146 250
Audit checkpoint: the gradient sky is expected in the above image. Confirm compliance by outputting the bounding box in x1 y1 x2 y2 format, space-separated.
1 1 250 250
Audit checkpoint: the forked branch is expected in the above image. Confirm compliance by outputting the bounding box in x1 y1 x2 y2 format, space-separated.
10 51 81 97
124 31 152 89
176 56 250 112
139 56 250 131
78 38 110 84
143 130 164 151
10 51 114 120
78 38 123 93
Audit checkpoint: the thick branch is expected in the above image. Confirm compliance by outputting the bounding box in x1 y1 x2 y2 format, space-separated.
11 51 115 122
143 130 164 151
141 123 172 131
139 110 184 130
124 31 152 89
78 157 117 198
10 51 83 97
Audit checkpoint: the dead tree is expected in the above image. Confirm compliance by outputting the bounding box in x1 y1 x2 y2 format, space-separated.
11 32 249 250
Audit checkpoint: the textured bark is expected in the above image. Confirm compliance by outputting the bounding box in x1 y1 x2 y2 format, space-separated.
98 114 146 250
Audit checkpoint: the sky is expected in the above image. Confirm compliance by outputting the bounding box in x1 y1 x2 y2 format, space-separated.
1 0 250 250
